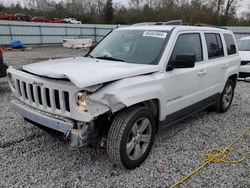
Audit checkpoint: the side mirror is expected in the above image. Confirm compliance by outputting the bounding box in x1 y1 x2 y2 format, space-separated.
167 53 196 71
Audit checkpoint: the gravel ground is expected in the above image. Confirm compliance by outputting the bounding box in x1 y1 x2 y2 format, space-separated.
3 46 86 66
0 47 250 188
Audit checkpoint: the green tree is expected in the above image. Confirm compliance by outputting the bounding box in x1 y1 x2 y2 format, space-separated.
0 3 6 12
220 0 239 25
104 0 114 24
0 0 248 26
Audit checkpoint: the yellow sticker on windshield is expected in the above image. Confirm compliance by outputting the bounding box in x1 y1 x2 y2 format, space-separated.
143 31 167 39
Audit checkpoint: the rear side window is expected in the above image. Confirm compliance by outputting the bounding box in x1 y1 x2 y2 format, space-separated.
171 33 203 62
224 34 236 55
205 33 224 59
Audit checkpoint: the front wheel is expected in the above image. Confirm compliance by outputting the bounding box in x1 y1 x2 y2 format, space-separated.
215 79 235 113
107 106 156 169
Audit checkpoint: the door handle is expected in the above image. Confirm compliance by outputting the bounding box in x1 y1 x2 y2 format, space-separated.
198 69 207 76
221 63 228 69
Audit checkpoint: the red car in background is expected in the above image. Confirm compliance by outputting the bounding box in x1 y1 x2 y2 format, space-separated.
48 18 65 23
31 16 48 22
0 12 17 20
15 13 32 21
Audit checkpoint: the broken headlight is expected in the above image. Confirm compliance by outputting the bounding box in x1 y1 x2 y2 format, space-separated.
76 91 89 111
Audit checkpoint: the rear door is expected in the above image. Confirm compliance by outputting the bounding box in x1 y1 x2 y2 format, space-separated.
201 32 228 97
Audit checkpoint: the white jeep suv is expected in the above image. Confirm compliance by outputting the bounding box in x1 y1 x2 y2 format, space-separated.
7 25 240 169
238 36 250 78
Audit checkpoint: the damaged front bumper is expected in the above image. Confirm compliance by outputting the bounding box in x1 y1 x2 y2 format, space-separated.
12 100 95 148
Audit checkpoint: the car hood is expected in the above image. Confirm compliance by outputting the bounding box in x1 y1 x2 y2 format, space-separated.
239 51 250 61
23 57 160 88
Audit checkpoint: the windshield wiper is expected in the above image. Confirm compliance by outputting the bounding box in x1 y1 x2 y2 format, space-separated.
88 54 94 58
95 56 125 62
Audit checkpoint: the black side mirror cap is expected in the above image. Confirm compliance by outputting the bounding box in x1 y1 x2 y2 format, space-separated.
167 53 196 71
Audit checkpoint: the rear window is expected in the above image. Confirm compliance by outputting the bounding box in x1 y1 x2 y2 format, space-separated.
205 33 224 59
224 34 236 55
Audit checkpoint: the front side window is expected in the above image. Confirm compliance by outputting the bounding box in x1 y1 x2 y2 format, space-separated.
205 33 224 59
224 34 236 55
90 30 169 65
171 33 203 62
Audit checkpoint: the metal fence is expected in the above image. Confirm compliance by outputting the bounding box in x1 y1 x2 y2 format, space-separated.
226 26 250 40
0 20 250 45
0 20 123 45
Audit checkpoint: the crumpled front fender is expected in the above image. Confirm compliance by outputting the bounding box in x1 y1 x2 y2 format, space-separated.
86 93 126 117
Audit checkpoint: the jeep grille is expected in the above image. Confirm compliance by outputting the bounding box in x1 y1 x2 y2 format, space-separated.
15 79 71 114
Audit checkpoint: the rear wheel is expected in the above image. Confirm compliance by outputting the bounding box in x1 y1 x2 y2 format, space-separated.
107 106 156 169
215 79 235 113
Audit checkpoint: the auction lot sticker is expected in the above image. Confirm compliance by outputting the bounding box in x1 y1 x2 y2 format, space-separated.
143 31 167 38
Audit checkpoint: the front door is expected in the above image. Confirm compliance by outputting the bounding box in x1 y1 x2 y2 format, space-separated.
161 32 208 123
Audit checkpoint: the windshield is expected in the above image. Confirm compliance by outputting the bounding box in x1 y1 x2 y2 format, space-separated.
239 39 250 51
90 30 169 65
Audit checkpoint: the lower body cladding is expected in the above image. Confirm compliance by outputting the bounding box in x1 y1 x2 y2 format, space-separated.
12 101 96 148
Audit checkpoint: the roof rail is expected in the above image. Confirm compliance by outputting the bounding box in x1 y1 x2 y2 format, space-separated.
194 23 227 30
132 20 184 26
132 22 164 26
164 20 183 25
132 20 226 29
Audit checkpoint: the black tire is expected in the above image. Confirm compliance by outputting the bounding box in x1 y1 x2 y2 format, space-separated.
107 106 156 169
215 79 235 113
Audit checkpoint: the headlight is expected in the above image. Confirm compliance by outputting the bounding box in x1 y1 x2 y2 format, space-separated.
8 73 15 90
76 91 89 111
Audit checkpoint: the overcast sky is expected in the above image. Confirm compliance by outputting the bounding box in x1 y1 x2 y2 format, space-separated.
0 0 249 16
